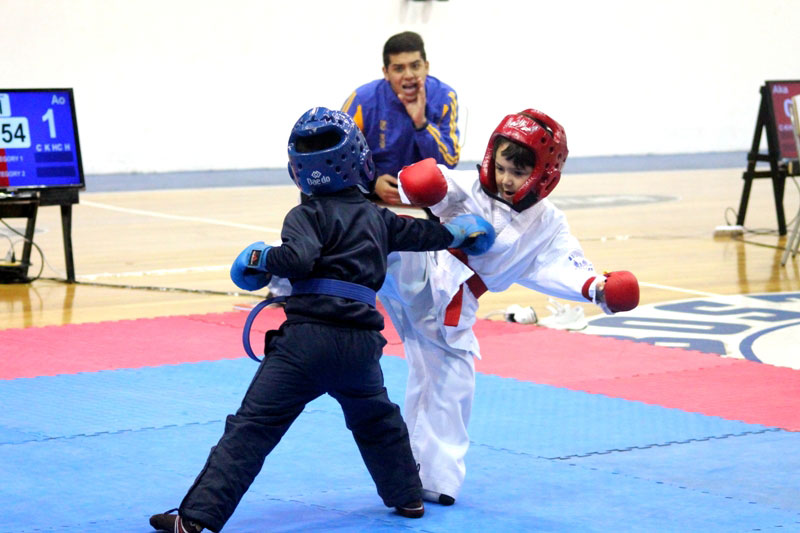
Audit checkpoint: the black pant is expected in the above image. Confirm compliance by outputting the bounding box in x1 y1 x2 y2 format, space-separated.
179 322 421 532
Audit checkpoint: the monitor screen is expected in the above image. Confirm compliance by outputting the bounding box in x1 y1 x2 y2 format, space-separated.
0 88 84 191
765 80 800 160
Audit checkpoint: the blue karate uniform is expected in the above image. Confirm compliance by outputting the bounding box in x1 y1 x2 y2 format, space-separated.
179 188 454 532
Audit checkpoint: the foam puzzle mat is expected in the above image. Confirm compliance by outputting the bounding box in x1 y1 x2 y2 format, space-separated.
1 311 799 531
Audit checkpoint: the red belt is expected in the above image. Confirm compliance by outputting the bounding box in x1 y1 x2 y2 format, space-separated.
444 248 487 326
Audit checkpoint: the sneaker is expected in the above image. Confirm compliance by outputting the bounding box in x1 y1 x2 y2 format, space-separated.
538 298 587 331
422 488 455 506
395 499 425 518
149 509 204 533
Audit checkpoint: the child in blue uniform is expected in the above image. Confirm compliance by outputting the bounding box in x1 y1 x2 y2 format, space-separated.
149 107 494 533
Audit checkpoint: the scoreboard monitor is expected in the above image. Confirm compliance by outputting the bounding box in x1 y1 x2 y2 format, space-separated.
0 88 84 191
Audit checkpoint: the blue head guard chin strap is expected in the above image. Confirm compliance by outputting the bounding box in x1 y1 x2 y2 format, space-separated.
287 107 376 195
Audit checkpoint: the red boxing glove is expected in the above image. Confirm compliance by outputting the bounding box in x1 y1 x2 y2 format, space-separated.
399 157 447 207
603 271 640 312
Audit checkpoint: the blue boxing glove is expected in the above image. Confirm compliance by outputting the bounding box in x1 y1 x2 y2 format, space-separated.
230 241 273 291
444 214 496 255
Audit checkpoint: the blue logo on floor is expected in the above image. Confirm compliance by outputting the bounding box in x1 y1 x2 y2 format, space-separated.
585 292 800 370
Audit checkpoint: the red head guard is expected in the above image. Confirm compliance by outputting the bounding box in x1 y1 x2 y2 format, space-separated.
479 109 568 211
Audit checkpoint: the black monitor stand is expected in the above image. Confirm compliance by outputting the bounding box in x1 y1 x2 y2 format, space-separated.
737 81 800 236
0 188 79 283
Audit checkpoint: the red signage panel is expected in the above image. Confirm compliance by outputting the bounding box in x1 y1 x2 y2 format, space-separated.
766 80 800 159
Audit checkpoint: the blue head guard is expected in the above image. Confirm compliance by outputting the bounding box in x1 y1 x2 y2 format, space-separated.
287 107 375 195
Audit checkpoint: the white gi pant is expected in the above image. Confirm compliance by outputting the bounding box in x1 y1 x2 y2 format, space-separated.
380 250 481 499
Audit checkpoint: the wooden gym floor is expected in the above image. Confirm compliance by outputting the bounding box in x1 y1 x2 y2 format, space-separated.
1 164 799 331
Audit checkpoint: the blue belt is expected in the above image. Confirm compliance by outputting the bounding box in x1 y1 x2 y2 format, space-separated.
290 278 377 307
242 278 377 362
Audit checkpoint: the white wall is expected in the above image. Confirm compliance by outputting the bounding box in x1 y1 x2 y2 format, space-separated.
3 0 798 174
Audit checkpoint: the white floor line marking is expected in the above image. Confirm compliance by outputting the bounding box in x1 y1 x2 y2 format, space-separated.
81 200 280 233
639 281 719 297
78 265 229 280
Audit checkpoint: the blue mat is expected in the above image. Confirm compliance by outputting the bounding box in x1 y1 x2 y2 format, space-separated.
467 372 775 459
569 429 800 513
1 356 798 531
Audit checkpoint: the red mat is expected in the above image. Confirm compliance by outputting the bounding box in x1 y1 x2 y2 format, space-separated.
2 309 799 431
468 324 800 431
0 311 281 379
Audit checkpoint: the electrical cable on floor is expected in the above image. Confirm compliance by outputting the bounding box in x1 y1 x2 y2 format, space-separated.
0 218 45 281
723 175 800 236
2 218 266 296
1 231 15 256
35 276 265 298
11 175 797 292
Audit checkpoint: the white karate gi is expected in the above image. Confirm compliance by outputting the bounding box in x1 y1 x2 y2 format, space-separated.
379 166 599 499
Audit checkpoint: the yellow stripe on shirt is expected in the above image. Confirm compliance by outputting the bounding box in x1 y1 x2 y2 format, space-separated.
353 105 364 131
341 92 364 131
447 91 460 156
341 91 357 113
427 124 459 166
426 92 460 166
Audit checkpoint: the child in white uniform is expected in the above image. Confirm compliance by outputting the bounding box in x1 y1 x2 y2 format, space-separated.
379 109 640 505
